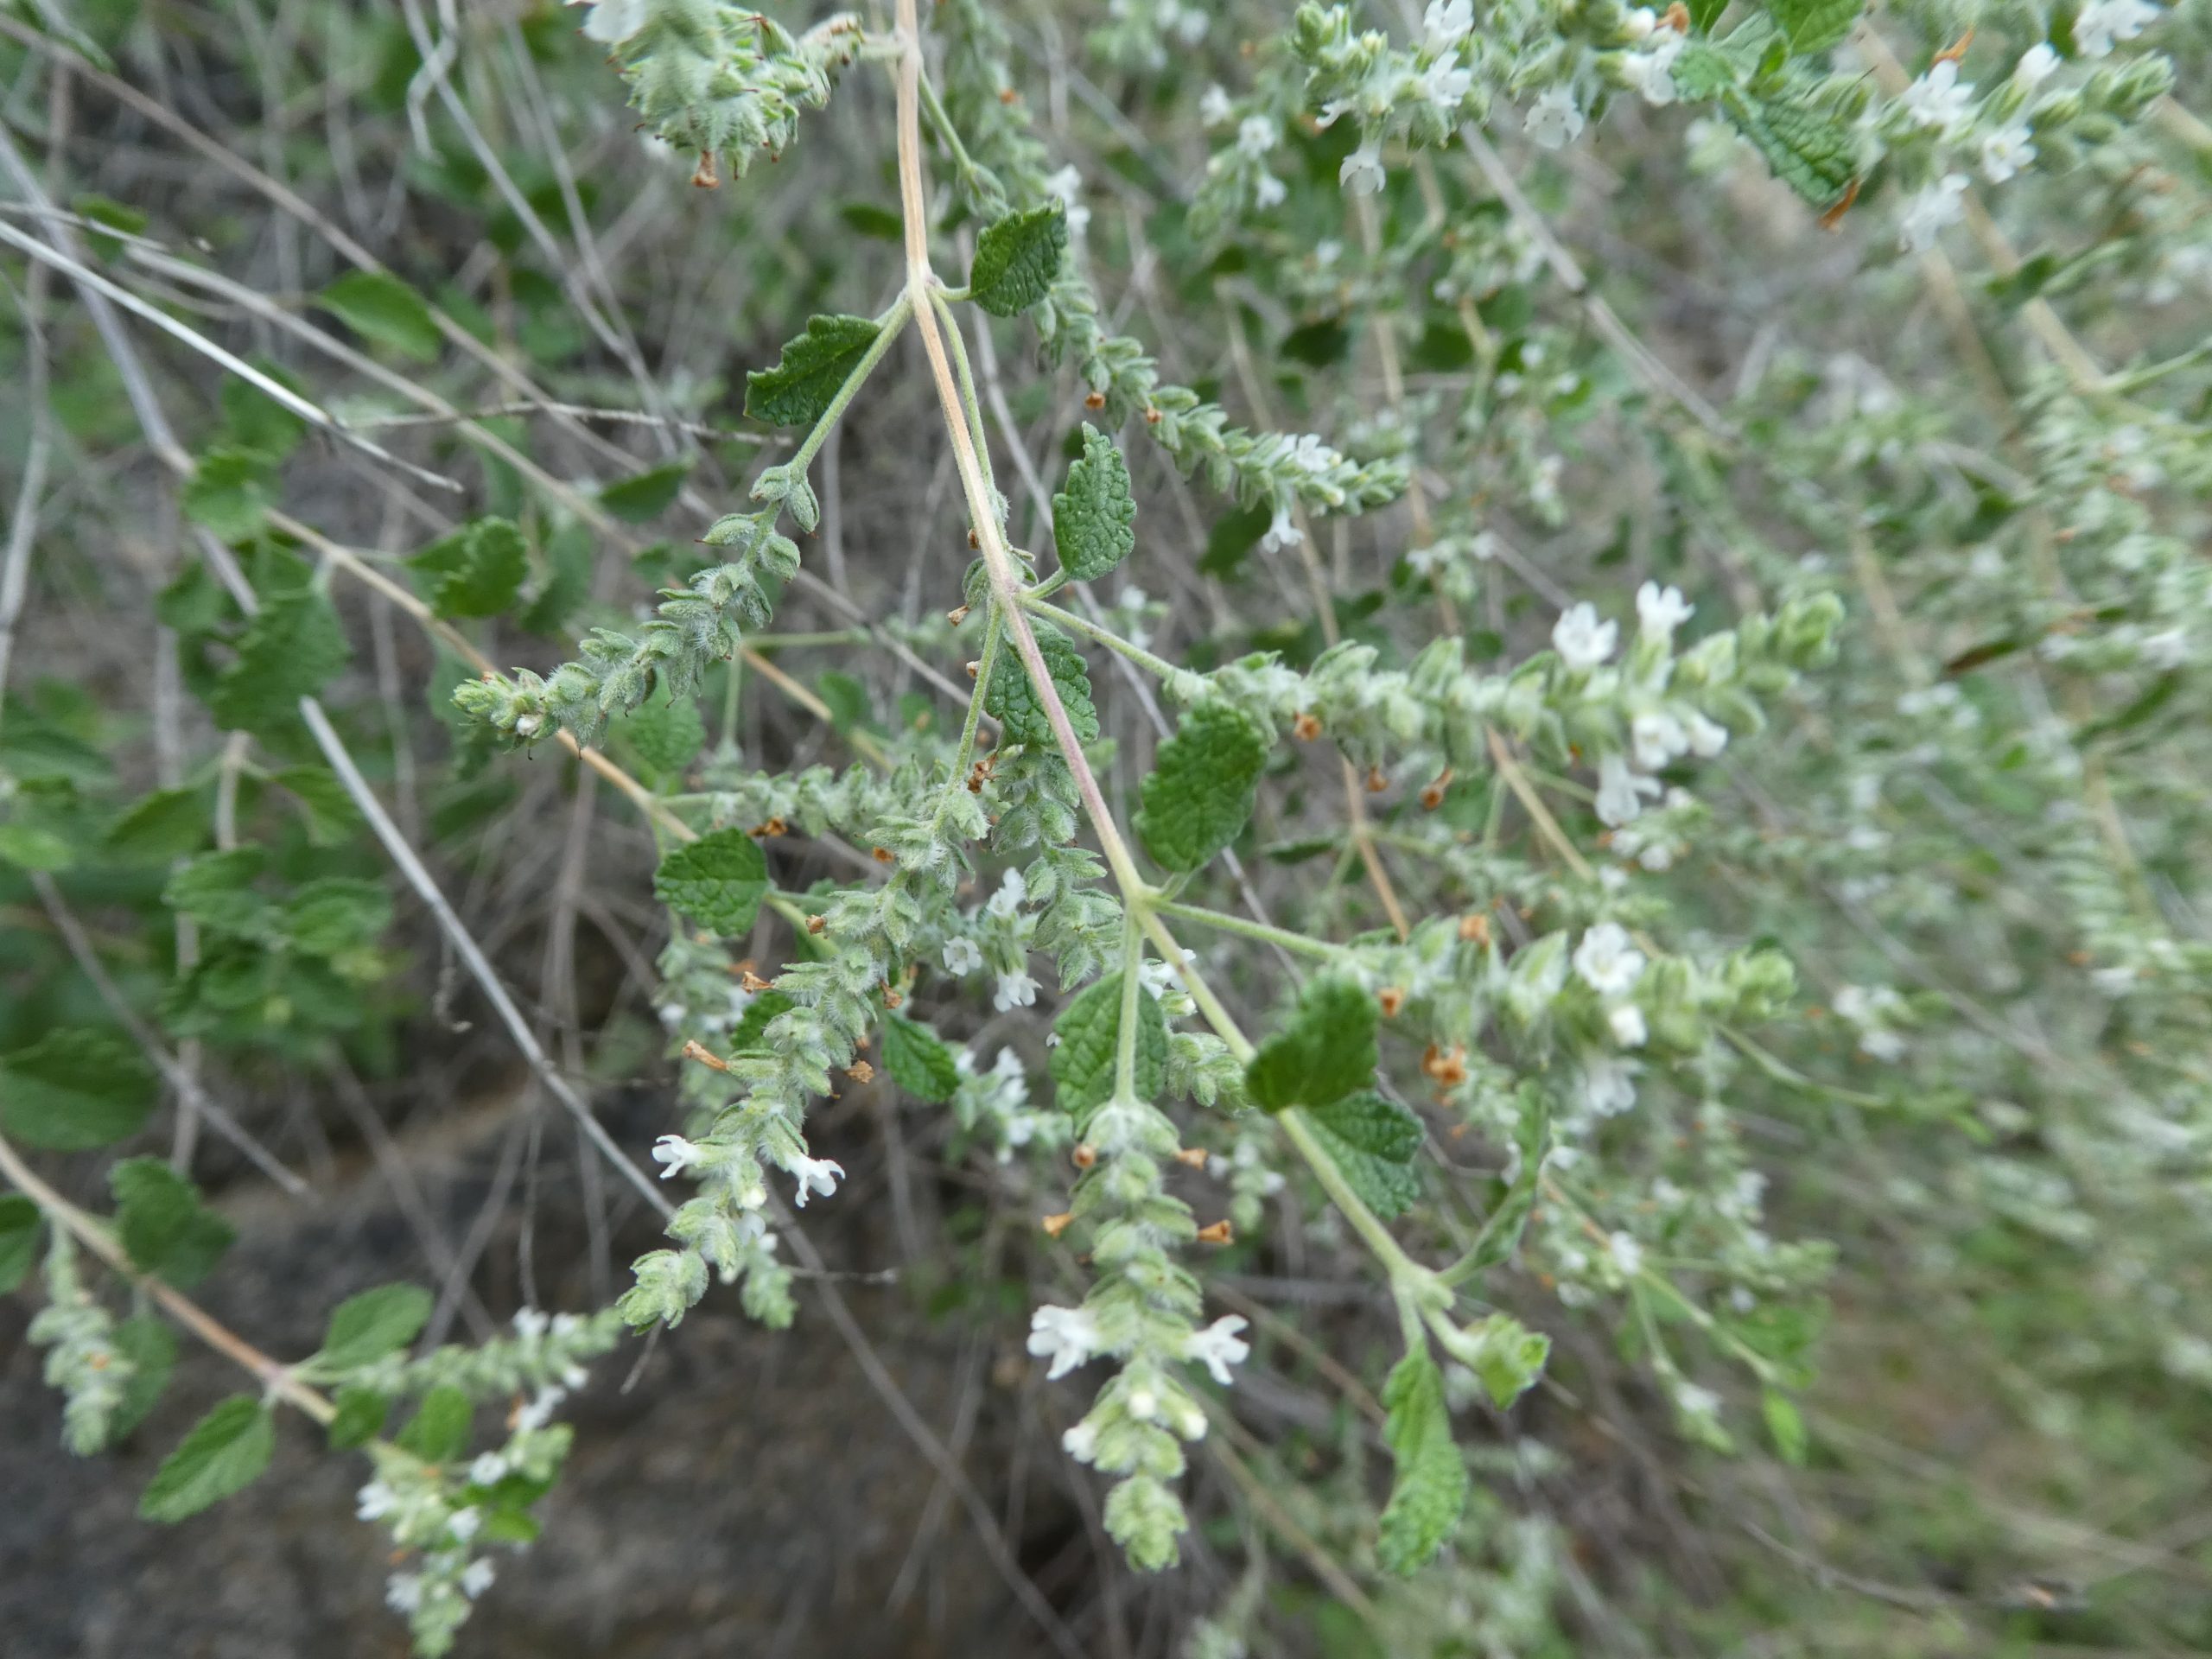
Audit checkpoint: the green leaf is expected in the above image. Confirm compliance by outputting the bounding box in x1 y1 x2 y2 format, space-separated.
985 626 1097 747
111 1158 235 1287
110 1316 178 1440
409 518 529 619
969 203 1069 317
280 878 391 958
1053 423 1137 582
881 1014 961 1103
0 1193 41 1293
163 847 268 933
73 192 147 258
1376 1347 1468 1574
0 1028 158 1150
1465 1314 1549 1408
316 270 442 362
1722 89 1857 210
615 690 706 781
105 786 211 862
140 1395 276 1522
1765 0 1862 54
654 827 771 935
1049 972 1168 1114
1669 41 1739 99
327 1384 391 1450
745 314 880 428
1136 702 1269 873
397 1382 474 1463
1764 1388 1808 1465
268 766 361 847
205 586 351 734
1685 0 1730 28
0 822 76 872
600 459 694 524
728 988 794 1053
182 446 276 541
1245 976 1377 1113
319 1283 433 1371
1302 1090 1421 1218
220 363 308 461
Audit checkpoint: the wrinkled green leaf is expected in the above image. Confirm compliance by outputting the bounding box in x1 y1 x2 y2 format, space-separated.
745 314 880 427
1723 89 1857 210
1302 1090 1422 1218
0 1028 157 1150
316 270 442 361
1050 971 1169 1114
319 1283 433 1371
268 766 360 847
969 203 1068 317
600 460 693 524
182 446 276 541
986 626 1097 747
397 1383 474 1463
105 786 211 861
1054 423 1137 582
1766 0 1862 54
1376 1347 1468 1574
110 1316 178 1440
141 1395 275 1522
205 587 350 734
1246 976 1377 1112
1136 701 1268 873
111 1158 235 1288
409 518 529 619
881 1014 961 1103
280 878 391 958
654 827 771 935
0 1194 41 1293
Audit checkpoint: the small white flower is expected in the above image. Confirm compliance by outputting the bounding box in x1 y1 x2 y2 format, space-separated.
357 1480 398 1522
385 1573 425 1614
1574 922 1646 996
993 969 1039 1013
1683 711 1730 758
942 936 983 976
789 1154 844 1207
1898 174 1968 252
1424 0 1474 50
651 1135 705 1180
1062 1418 1101 1463
987 866 1027 918
1596 753 1662 827
1859 1028 1907 1062
1183 1315 1251 1386
1027 1304 1103 1380
448 1507 481 1543
1675 1381 1721 1419
2076 0 2158 58
1553 602 1618 671
1260 501 1303 552
1127 1386 1160 1421
1608 1003 1649 1048
1631 710 1689 772
1044 165 1090 237
1237 114 1279 158
1421 59 1474 111
1980 123 2036 184
1618 33 1684 107
515 1387 566 1433
1524 86 1586 150
467 1453 507 1486
512 1306 550 1342
461 1559 497 1600
2013 42 2061 86
1339 137 1386 195
1254 171 1287 210
1623 6 1658 40
567 0 648 47
1636 581 1694 640
1608 1230 1645 1276
1901 60 1975 135
1199 85 1234 127
1583 1057 1638 1116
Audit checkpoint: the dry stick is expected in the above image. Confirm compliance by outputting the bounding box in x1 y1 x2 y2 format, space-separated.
0 1127 336 1424
27 873 311 1197
0 218 460 495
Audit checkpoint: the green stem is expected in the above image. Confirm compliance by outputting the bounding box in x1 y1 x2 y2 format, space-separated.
917 70 988 198
931 604 1003 836
785 294 912 480
1278 1106 1435 1298
1021 594 1183 683
1151 898 1344 960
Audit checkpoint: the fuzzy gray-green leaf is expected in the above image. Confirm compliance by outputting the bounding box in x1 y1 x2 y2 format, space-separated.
745 314 880 427
1136 701 1268 872
1054 423 1137 582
